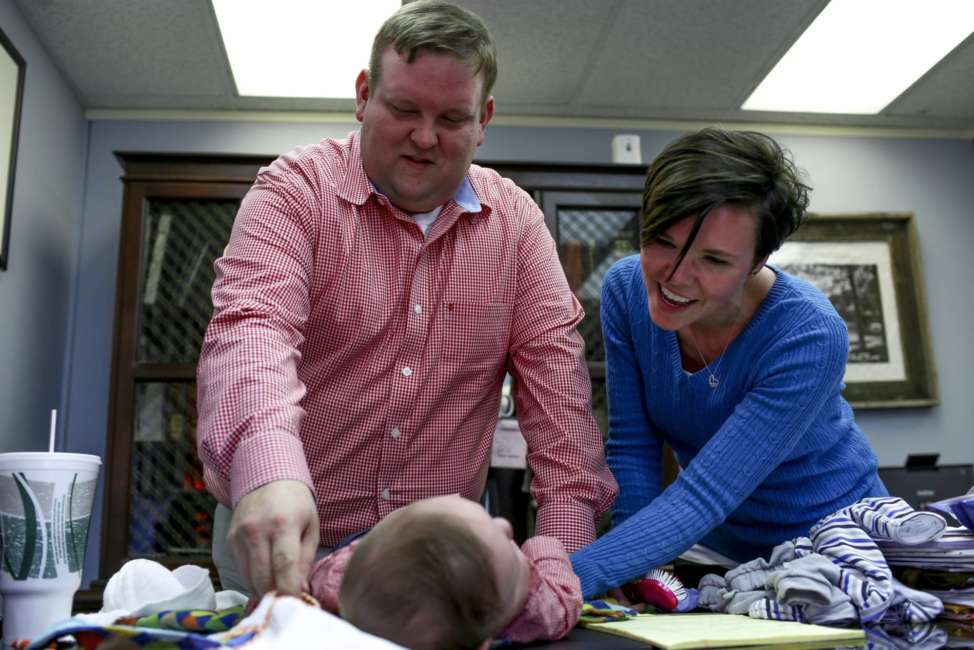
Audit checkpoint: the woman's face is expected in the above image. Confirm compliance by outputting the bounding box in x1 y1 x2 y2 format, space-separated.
640 204 761 332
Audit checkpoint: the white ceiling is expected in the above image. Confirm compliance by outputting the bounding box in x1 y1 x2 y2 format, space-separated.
11 0 974 132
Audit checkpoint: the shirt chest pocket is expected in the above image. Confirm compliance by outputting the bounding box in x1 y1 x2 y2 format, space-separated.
437 301 513 375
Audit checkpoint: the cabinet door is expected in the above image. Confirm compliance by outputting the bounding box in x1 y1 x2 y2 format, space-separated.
135 196 240 365
539 190 642 436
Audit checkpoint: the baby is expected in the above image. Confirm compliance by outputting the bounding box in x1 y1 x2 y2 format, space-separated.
309 494 582 649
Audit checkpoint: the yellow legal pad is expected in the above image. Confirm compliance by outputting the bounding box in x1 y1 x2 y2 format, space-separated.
584 613 866 649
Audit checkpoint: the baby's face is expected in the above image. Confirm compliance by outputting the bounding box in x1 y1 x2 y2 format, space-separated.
413 495 532 619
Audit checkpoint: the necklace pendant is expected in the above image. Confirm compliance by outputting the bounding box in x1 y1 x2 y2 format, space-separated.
708 374 719 389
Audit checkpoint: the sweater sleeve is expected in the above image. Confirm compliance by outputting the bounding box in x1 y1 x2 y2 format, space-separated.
600 258 663 527
572 289 850 597
499 536 582 643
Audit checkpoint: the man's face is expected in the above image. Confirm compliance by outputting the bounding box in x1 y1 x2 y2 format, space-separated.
355 46 494 213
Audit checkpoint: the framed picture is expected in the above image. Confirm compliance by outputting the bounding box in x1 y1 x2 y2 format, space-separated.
0 27 26 270
768 213 937 409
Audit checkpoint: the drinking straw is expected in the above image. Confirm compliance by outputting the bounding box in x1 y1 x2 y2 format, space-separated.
49 409 57 453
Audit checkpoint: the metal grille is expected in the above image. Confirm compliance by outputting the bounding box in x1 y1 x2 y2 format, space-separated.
557 207 640 364
137 200 238 364
128 381 215 559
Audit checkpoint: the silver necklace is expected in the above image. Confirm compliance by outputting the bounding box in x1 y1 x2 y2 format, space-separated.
687 329 731 389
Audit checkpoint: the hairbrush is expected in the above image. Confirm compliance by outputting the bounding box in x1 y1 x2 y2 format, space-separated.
633 568 690 612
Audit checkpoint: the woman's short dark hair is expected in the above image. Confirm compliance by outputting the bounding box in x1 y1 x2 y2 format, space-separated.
640 127 811 269
339 510 502 649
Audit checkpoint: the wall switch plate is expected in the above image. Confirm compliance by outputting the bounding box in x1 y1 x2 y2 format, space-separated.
612 134 642 164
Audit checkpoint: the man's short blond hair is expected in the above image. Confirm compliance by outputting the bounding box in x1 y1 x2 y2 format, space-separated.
368 0 497 107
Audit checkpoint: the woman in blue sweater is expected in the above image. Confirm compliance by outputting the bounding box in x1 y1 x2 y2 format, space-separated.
571 128 887 598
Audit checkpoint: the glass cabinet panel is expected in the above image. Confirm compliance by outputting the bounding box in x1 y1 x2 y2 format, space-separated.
543 191 642 438
137 199 238 364
129 381 214 559
556 205 640 365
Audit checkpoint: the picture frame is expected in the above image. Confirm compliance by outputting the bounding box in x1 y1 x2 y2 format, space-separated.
769 213 938 409
0 27 26 270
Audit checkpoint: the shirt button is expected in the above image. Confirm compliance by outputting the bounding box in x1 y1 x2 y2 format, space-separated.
380 488 390 500
391 427 401 439
414 304 422 314
402 366 413 377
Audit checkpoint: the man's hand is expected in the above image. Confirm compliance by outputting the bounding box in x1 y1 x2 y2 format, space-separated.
228 480 319 597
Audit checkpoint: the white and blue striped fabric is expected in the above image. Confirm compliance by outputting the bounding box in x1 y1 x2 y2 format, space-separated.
699 497 948 627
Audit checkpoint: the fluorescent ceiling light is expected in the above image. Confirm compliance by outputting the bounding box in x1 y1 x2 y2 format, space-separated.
742 0 974 114
212 0 400 98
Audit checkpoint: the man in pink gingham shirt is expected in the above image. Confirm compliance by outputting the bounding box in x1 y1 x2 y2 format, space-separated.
197 0 616 599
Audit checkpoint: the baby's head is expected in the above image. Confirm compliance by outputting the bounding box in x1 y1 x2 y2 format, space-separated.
339 495 531 649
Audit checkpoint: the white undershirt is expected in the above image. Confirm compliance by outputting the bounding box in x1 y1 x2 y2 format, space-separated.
413 206 443 236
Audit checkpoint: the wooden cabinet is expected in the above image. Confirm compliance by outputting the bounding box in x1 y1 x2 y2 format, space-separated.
101 155 648 580
103 154 267 580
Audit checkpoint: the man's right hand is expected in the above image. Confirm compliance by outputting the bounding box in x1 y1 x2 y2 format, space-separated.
227 479 320 597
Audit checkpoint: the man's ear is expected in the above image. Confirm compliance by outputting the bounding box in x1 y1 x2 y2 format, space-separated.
354 69 370 123
475 96 494 147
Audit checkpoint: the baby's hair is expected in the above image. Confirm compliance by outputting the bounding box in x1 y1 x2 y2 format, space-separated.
339 508 502 649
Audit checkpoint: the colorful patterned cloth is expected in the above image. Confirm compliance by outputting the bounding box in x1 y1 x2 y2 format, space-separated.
124 606 245 631
27 606 247 649
29 594 401 649
578 598 639 624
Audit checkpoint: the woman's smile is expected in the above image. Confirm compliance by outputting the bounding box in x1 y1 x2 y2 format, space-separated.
659 284 696 307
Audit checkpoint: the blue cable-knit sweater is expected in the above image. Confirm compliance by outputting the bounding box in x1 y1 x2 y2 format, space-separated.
571 256 887 597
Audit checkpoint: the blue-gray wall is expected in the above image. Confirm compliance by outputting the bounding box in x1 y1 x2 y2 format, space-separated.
0 1 87 452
